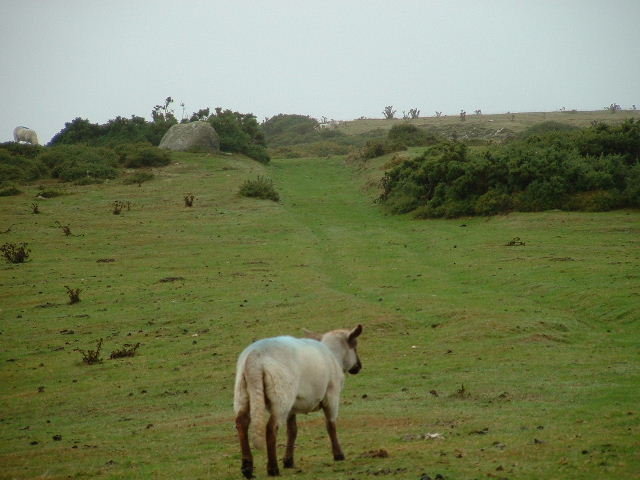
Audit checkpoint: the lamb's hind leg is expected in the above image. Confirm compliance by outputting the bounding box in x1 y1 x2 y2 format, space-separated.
322 405 345 461
283 414 297 468
266 415 280 476
235 409 254 479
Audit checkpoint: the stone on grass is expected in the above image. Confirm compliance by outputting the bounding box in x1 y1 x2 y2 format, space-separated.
159 121 220 153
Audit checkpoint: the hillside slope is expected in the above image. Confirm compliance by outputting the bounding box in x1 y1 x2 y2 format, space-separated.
0 152 638 479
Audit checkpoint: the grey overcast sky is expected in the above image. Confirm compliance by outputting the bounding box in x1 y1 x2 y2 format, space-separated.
2 0 639 144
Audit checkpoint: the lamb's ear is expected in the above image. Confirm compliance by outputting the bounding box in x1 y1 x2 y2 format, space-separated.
348 324 363 344
303 328 323 341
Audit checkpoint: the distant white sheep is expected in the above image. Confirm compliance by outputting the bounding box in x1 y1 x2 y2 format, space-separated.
233 324 363 479
13 126 39 145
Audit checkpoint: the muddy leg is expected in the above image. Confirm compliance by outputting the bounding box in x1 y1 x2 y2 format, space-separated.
322 407 345 461
266 415 280 476
283 414 297 468
235 410 254 479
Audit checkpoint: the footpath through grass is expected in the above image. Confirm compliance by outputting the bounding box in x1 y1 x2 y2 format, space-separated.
0 153 639 479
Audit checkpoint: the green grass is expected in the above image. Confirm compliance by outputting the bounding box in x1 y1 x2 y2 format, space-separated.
1 150 639 480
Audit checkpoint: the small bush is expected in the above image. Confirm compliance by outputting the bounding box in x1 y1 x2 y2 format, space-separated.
1 242 30 263
387 123 438 146
382 106 396 119
110 343 140 359
239 176 280 202
518 121 579 139
55 221 72 236
65 286 81 304
37 189 64 198
262 114 320 145
112 201 130 214
0 185 22 197
75 339 103 365
114 143 171 168
122 171 154 185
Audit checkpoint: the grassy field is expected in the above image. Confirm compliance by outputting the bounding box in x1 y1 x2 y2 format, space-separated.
1 149 639 480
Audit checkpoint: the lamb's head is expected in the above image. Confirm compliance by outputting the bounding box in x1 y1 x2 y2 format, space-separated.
320 324 363 374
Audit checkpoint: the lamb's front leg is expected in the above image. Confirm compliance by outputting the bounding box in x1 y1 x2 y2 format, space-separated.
322 405 345 461
283 414 297 468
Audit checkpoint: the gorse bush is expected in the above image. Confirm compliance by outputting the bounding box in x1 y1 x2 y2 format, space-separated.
49 115 175 147
38 145 119 182
387 123 439 146
0 143 47 183
209 108 270 164
1 243 30 263
114 143 171 168
239 176 280 202
122 171 154 185
517 121 579 139
0 185 22 197
379 119 640 218
262 114 321 146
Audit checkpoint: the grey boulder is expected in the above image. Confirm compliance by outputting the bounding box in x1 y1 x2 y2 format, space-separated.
159 121 220 152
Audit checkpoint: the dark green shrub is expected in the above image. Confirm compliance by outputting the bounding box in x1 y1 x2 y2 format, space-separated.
49 118 104 145
243 144 271 164
0 185 22 197
114 143 171 168
38 145 118 182
622 164 640 206
474 190 513 215
518 121 579 139
387 123 438 146
122 171 154 185
209 108 269 163
49 114 175 147
565 190 625 211
239 176 279 202
0 145 48 182
0 141 43 159
378 120 640 218
262 114 320 146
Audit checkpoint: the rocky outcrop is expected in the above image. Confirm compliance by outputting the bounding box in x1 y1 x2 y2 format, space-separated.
159 121 220 152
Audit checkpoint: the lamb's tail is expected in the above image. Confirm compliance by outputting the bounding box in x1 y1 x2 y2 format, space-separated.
244 356 267 450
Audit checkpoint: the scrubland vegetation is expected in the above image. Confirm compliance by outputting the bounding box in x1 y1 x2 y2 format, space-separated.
1 108 638 479
378 120 640 217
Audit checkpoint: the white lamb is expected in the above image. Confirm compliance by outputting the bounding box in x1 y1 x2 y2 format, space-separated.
13 126 39 145
233 324 363 478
